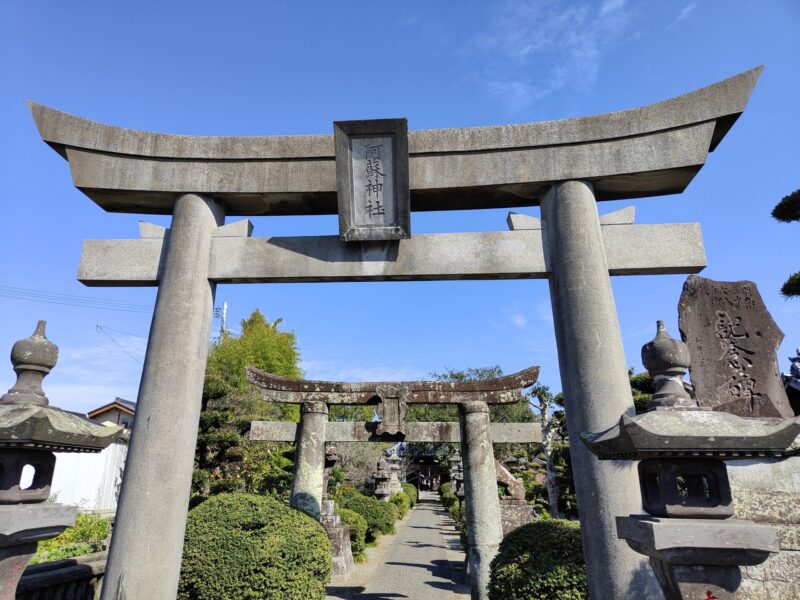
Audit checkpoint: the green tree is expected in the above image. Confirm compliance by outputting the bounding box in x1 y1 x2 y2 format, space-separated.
193 310 302 505
772 188 800 297
629 368 655 414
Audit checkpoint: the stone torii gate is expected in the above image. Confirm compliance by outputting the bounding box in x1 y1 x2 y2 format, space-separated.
247 365 540 598
28 67 760 599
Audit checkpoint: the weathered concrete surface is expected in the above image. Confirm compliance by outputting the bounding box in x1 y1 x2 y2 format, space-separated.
291 401 328 519
729 457 800 599
459 401 503 600
101 194 224 600
30 68 760 215
678 275 794 418
541 180 663 598
326 491 468 600
77 223 707 286
250 420 543 443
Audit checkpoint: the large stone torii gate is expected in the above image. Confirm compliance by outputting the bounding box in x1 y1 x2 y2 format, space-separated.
29 66 760 599
247 365 541 598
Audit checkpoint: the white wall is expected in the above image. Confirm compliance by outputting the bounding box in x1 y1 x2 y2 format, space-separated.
51 440 128 511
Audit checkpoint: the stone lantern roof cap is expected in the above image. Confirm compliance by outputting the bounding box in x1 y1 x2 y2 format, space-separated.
581 410 800 460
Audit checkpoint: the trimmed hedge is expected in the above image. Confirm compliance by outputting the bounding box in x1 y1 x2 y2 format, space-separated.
489 519 588 600
390 492 410 519
439 481 453 497
401 483 418 507
336 490 398 541
336 507 368 562
441 491 458 509
178 493 332 600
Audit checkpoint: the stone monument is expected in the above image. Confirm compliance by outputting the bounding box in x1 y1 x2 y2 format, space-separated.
678 275 794 418
583 322 797 599
783 348 800 414
318 445 355 583
679 276 800 598
494 459 534 536
0 322 121 598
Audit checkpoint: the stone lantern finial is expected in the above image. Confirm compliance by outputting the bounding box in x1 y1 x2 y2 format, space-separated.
641 320 696 410
1 321 58 407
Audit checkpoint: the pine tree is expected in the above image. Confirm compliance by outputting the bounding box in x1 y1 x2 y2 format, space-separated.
772 189 800 297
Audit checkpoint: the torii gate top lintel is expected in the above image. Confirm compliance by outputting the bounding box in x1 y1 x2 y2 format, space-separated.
29 67 761 216
245 365 540 405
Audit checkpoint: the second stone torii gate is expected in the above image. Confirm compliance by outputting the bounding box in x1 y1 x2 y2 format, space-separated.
246 365 541 598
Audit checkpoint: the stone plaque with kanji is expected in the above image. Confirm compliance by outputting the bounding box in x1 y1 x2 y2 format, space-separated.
334 118 410 242
678 275 793 418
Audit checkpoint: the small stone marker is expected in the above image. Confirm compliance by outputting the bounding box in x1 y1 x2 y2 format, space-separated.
678 275 793 418
334 118 410 242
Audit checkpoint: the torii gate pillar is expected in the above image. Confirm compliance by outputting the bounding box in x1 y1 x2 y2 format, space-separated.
101 194 225 600
291 401 329 519
542 180 658 598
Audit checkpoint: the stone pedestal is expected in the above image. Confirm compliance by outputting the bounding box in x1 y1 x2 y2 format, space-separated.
499 498 534 536
0 504 76 600
320 499 354 583
729 457 800 600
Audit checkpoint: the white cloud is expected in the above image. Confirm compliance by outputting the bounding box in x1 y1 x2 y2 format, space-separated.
668 3 697 29
471 0 635 114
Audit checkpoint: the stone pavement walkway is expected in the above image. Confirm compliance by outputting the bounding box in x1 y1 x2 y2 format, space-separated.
326 491 470 600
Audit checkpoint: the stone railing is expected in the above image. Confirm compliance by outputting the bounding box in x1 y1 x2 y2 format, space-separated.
16 551 106 600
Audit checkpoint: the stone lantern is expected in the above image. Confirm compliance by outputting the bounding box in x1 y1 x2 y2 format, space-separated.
582 321 798 599
372 456 393 500
449 451 465 501
383 446 403 497
0 322 122 596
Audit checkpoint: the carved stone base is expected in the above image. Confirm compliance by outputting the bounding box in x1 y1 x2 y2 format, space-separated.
651 559 741 600
499 498 534 536
320 500 354 583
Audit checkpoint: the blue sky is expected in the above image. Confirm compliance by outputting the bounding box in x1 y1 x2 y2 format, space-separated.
1 1 797 414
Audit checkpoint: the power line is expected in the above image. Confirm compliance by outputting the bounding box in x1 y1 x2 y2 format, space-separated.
0 286 151 314
96 325 144 365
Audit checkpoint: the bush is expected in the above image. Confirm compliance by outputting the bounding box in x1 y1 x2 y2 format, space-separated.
33 513 109 564
401 483 418 507
335 489 398 541
439 481 453 497
390 492 410 519
489 519 587 600
441 491 458 509
335 507 368 562
178 493 331 600
447 501 464 524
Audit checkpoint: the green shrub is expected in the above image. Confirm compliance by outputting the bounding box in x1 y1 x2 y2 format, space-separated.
489 519 587 600
32 513 109 564
336 490 398 541
178 493 331 600
390 492 410 519
335 507 368 562
447 501 464 524
441 491 458 509
440 481 453 497
401 483 418 507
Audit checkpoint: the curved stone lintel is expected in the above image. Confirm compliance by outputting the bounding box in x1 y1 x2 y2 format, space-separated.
29 68 761 215
245 365 539 405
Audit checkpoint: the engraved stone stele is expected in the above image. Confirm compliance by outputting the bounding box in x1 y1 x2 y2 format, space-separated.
495 459 534 536
0 322 122 598
678 275 794 418
334 118 410 242
583 322 791 600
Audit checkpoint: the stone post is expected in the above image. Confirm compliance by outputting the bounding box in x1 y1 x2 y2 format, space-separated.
459 400 503 600
540 180 660 598
102 194 225 600
290 401 328 519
